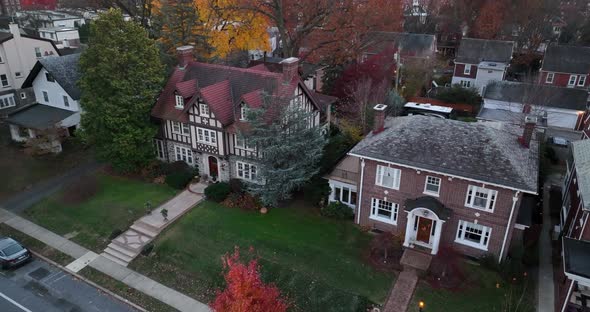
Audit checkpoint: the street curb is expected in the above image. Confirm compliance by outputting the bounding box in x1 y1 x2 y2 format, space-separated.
29 250 149 312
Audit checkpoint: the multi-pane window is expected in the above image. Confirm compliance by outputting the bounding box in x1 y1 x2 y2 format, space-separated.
0 74 9 87
154 139 165 159
42 91 49 102
172 121 190 135
333 185 357 206
235 134 254 150
375 165 401 189
456 220 491 250
237 161 257 181
199 103 210 117
578 75 587 87
35 47 42 58
240 105 247 120
197 127 216 145
175 95 184 108
465 185 497 211
63 95 69 107
545 72 554 84
174 146 193 164
424 176 441 196
460 80 471 88
568 75 577 86
0 94 16 109
463 65 471 75
370 198 398 224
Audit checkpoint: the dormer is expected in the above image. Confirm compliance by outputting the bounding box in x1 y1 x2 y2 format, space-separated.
175 93 184 109
174 79 197 110
199 102 210 117
240 103 248 121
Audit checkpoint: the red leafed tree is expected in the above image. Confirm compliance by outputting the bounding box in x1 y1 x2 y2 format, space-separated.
471 0 506 39
211 248 288 312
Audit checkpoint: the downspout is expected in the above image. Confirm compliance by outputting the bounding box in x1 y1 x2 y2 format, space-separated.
499 190 520 263
356 158 365 225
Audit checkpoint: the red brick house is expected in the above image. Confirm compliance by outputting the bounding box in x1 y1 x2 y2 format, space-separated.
538 45 590 90
327 106 539 261
151 46 327 182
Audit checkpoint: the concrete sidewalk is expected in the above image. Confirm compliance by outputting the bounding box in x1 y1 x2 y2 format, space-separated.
537 176 560 312
0 208 211 312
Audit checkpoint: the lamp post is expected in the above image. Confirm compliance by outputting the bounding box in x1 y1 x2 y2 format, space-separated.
419 301 425 312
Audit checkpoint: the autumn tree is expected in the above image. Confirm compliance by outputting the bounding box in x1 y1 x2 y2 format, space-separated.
211 248 288 312
79 9 164 172
153 0 205 53
471 0 505 39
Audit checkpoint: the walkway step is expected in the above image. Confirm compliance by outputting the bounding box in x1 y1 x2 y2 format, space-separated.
112 230 150 252
133 220 161 234
100 252 129 267
106 243 139 258
130 224 158 238
104 247 134 263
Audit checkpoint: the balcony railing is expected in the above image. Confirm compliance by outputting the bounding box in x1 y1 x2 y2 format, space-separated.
329 169 358 183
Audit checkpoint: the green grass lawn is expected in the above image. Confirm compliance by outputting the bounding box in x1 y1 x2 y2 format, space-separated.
131 200 394 312
408 262 536 312
24 174 177 251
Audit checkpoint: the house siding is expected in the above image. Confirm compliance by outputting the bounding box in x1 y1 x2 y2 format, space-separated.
453 63 477 79
540 70 590 89
357 158 521 259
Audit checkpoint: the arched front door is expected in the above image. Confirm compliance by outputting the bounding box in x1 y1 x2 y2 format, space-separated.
208 156 218 179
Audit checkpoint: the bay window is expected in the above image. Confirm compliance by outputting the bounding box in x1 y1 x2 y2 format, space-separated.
197 127 216 145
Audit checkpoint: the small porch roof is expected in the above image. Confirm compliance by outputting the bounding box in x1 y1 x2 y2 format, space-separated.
563 237 590 283
404 196 453 220
6 104 74 130
324 155 359 185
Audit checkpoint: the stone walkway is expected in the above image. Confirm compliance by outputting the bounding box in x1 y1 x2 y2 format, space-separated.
103 182 205 266
0 208 211 312
383 249 432 312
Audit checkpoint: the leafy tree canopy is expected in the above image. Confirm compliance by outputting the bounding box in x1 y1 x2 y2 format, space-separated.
435 85 482 108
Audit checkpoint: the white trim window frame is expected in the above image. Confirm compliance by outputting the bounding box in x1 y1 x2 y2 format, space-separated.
175 94 184 108
578 75 587 87
197 127 217 145
0 74 9 87
154 139 165 159
568 75 577 87
455 220 491 250
62 94 69 107
370 198 398 225
463 65 471 75
172 121 190 135
236 161 257 181
0 93 16 109
375 165 401 190
234 134 254 151
424 176 441 196
42 90 49 103
545 72 554 84
240 105 247 121
465 185 497 212
332 184 357 206
174 145 193 164
199 103 210 117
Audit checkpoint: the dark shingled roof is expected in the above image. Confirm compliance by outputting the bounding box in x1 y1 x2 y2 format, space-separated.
542 45 590 74
456 38 514 64
404 196 452 220
563 237 590 280
22 53 81 100
349 116 539 193
484 81 589 111
362 32 436 58
6 104 74 129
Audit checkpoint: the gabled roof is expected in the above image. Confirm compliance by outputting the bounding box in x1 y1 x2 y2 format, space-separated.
349 116 539 193
6 104 75 129
22 53 81 100
483 81 588 111
542 45 590 74
455 38 514 64
0 31 61 54
152 60 321 127
572 139 590 210
362 32 436 57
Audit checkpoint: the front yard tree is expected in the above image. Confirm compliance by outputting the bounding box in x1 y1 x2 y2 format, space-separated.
211 248 289 312
244 93 326 207
79 9 164 172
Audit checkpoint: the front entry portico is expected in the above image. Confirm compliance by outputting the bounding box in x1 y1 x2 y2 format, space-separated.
403 196 452 255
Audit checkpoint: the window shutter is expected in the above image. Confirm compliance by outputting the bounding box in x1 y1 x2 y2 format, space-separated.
457 221 463 239
488 190 497 211
465 186 474 206
375 166 383 185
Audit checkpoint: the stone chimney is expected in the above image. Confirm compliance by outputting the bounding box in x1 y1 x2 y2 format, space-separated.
8 23 20 39
176 45 194 69
279 57 299 84
373 104 388 134
519 115 537 148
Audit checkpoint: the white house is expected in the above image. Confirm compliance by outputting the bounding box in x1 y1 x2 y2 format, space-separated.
16 10 86 29
38 27 80 48
0 23 59 114
6 53 81 153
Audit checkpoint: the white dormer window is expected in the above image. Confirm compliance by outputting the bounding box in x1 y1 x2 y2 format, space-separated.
463 65 471 75
200 103 210 117
568 75 577 87
175 95 184 109
240 105 247 121
545 72 554 84
578 75 586 87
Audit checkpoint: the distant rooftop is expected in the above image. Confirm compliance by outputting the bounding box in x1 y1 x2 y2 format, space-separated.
455 38 514 64
484 81 589 111
542 44 590 75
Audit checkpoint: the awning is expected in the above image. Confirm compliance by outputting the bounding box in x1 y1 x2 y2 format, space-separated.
404 196 452 220
6 104 74 130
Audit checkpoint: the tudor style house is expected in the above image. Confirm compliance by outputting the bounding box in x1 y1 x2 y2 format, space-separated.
539 44 590 90
326 105 539 261
451 38 514 94
151 46 326 182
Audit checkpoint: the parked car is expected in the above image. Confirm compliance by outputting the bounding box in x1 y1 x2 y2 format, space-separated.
550 136 570 147
0 237 32 269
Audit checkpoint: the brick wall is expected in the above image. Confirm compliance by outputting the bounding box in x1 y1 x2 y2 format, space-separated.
357 158 522 259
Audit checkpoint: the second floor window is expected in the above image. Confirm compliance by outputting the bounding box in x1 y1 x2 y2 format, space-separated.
172 121 190 135
200 103 210 117
0 74 9 87
424 176 441 196
42 91 49 102
463 65 471 75
375 165 401 190
35 47 42 58
63 95 69 107
465 185 497 211
545 73 554 84
235 134 254 150
197 127 216 145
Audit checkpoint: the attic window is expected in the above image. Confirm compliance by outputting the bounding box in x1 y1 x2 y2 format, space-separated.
175 94 184 109
200 103 210 117
240 104 247 121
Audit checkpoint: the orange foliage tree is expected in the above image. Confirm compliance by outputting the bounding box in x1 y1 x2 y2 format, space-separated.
210 248 289 312
471 0 505 39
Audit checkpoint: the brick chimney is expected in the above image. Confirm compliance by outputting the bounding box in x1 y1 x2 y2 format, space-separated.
519 115 537 148
522 103 532 114
279 57 299 84
373 104 388 134
176 45 194 69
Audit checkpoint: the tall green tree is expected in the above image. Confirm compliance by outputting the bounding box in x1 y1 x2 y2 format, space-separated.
242 93 326 207
79 9 164 172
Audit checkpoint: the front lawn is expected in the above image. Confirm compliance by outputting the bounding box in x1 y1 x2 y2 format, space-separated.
408 262 536 312
131 201 394 312
24 173 177 251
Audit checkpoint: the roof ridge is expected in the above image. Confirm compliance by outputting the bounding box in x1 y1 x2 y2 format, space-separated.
188 61 284 79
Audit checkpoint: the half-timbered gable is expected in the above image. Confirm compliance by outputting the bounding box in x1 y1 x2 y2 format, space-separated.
151 46 329 182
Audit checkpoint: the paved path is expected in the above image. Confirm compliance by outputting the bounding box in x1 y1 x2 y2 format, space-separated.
0 208 211 312
382 269 419 312
0 161 101 213
538 175 561 312
103 183 205 266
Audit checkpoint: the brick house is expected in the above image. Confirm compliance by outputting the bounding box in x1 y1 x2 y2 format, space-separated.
451 38 514 94
557 138 590 312
326 106 539 260
151 46 327 182
538 45 590 90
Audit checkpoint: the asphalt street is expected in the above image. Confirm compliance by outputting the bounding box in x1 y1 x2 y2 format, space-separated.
0 257 137 312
